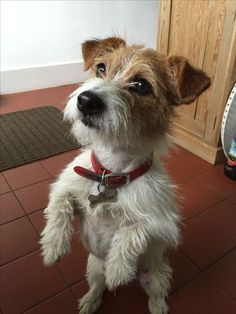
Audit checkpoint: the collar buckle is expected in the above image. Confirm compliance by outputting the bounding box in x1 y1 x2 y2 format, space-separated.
104 172 130 187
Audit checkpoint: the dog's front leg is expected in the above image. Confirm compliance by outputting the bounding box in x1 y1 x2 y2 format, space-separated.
40 184 79 266
105 223 150 290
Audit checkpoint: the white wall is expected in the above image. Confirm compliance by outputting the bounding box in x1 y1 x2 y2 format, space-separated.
0 0 159 94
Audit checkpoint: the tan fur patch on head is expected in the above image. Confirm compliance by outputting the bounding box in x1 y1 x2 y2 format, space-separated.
167 56 211 104
90 45 177 137
82 37 126 70
81 37 210 139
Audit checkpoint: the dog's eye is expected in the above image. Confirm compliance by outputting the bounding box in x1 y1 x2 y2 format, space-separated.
96 63 106 77
130 78 151 95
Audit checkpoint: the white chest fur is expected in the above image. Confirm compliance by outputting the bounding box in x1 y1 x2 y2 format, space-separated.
53 148 180 259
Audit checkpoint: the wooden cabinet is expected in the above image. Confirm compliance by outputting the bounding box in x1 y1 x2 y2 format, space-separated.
157 0 236 164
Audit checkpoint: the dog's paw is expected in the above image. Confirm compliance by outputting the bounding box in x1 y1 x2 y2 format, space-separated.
40 239 68 266
105 260 136 290
149 298 169 314
40 225 71 266
78 291 102 314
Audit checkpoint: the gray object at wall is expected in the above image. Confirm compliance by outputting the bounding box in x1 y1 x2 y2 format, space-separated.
221 83 236 158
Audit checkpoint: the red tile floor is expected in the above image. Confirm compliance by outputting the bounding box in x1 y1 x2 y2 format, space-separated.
0 85 236 314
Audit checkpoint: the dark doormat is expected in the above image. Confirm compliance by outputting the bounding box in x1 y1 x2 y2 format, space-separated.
0 106 80 171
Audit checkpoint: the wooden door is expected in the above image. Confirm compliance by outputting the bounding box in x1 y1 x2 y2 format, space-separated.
157 0 236 163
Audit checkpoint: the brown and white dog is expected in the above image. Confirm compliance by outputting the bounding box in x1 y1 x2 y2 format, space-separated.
40 37 210 314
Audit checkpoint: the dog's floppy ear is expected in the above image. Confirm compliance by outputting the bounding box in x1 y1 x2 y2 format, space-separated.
167 56 211 105
82 37 126 71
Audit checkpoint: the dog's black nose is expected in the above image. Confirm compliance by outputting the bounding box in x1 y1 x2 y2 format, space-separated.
77 91 104 116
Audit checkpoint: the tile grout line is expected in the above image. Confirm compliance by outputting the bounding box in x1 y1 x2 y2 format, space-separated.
1 172 14 195
0 207 27 227
21 191 85 295
2 167 52 189
21 196 88 306
69 276 87 298
21 277 87 313
9 177 54 193
203 270 236 303
170 270 202 296
169 165 216 185
13 210 86 300
0 247 85 290
197 214 236 245
194 170 235 198
171 221 235 301
171 247 236 300
0 190 14 196
1 146 78 191
0 247 86 313
183 197 228 218
203 246 236 272
24 213 72 293
177 247 204 271
0 211 35 227
25 212 42 241
0 248 40 269
10 177 53 218
21 287 68 314
162 150 189 163
12 189 33 216
181 198 236 246
0 204 49 227
179 245 236 280
170 269 236 304
38 159 57 178
180 197 229 221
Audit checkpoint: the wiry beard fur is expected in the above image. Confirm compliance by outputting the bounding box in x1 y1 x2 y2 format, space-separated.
64 78 171 158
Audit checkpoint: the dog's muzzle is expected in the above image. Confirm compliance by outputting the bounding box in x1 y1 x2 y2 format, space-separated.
77 91 104 116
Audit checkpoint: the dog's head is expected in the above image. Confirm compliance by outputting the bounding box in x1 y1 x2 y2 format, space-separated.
65 37 210 150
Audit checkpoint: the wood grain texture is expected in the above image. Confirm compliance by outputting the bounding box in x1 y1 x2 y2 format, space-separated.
168 0 211 138
204 0 236 146
172 126 225 164
157 0 236 164
157 0 171 54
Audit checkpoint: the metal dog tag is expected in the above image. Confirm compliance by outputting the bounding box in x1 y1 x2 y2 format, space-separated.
88 188 118 207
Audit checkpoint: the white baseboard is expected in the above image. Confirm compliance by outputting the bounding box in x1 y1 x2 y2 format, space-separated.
0 61 90 94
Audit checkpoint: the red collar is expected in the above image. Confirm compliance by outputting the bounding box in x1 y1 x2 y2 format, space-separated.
74 150 152 188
